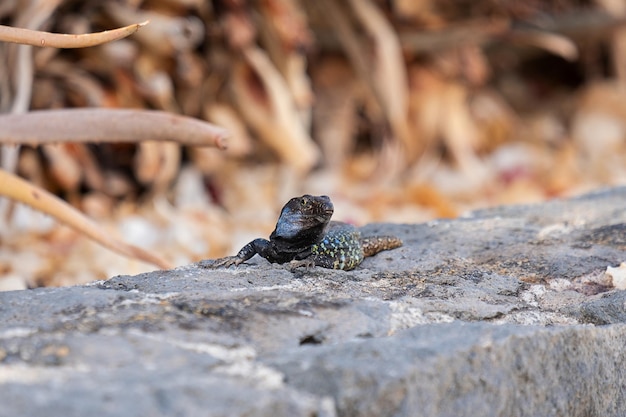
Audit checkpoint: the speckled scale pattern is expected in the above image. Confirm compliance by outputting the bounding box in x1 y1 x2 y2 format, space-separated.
310 222 364 270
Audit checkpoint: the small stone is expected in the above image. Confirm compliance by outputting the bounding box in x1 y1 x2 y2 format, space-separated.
605 262 626 290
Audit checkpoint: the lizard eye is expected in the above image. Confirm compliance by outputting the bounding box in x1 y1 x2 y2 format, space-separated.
300 198 307 206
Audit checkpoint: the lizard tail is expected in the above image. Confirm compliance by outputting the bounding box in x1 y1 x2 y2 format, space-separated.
361 236 403 257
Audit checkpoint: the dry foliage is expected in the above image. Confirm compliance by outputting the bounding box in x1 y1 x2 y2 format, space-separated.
1 0 626 289
0 15 226 271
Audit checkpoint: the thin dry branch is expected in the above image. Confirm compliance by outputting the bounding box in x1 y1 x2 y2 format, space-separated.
518 10 626 40
348 0 412 161
316 0 412 170
1 0 64 221
231 47 319 173
315 0 384 123
0 109 229 148
0 168 172 269
0 21 149 48
397 20 510 53
106 3 203 56
505 30 578 60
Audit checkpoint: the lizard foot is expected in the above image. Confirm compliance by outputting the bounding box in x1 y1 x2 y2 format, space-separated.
288 259 316 272
199 256 244 269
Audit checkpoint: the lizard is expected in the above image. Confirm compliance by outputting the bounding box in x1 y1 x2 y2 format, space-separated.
202 194 402 271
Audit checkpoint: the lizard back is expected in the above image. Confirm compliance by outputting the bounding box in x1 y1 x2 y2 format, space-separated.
310 222 364 270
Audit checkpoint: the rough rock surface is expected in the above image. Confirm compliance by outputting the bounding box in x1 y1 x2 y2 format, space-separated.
1 187 626 417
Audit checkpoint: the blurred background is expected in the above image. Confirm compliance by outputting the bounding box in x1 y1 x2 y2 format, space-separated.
1 0 626 290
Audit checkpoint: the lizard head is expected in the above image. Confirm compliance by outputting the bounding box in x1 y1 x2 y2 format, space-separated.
271 195 334 242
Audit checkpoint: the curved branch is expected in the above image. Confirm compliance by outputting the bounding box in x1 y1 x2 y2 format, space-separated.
0 109 229 149
0 21 149 48
0 169 172 269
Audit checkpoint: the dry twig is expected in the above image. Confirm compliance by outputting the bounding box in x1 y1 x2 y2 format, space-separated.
348 0 412 159
316 0 413 172
0 109 229 148
0 168 172 269
1 0 64 222
106 3 202 56
231 47 319 173
0 21 149 48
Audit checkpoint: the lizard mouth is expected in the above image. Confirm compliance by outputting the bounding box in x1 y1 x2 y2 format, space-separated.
316 210 333 222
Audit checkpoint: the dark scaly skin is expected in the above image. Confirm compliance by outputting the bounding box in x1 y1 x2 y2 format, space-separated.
204 194 402 271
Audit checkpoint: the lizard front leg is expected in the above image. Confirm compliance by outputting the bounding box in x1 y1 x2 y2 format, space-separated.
202 238 272 268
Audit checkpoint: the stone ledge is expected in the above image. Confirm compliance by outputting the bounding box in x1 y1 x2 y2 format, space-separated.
1 186 625 417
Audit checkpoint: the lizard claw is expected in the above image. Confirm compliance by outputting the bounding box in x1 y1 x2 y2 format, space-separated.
199 256 244 269
288 259 316 272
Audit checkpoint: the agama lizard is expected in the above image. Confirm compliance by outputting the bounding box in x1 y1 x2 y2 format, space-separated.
203 194 402 271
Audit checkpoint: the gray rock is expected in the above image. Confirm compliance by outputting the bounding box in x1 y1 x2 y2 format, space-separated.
1 186 626 416
578 291 626 324
266 323 626 417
